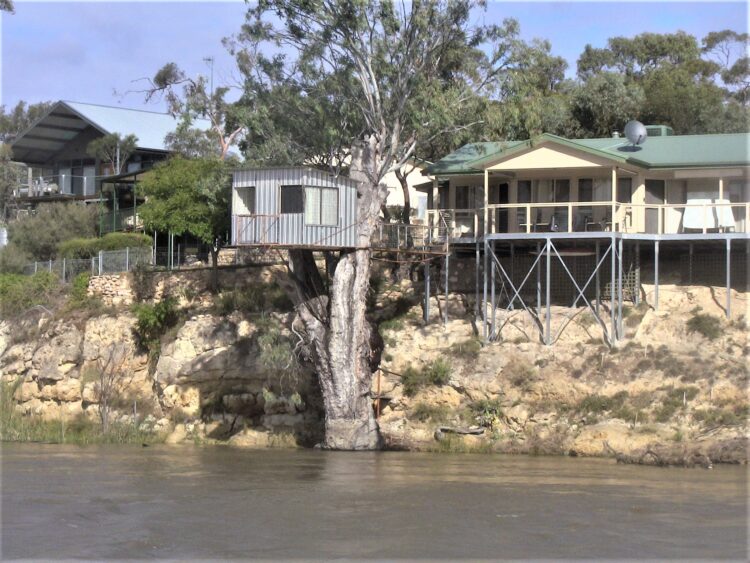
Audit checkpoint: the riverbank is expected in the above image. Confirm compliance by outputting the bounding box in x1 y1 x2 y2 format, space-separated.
1 266 747 463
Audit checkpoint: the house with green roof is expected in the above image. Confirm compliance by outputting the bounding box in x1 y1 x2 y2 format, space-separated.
424 128 749 237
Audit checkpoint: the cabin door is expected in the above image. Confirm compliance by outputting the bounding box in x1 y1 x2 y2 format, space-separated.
489 183 509 233
645 179 665 233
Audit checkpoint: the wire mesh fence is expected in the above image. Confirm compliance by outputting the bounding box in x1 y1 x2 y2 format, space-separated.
22 247 155 283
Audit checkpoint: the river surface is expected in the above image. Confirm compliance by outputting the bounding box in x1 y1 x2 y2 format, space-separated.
1 443 747 560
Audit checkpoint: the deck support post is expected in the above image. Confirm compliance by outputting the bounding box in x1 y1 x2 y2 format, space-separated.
654 240 659 311
689 242 694 284
617 237 623 339
726 239 731 318
426 259 431 322
444 252 449 326
610 235 616 345
482 240 489 342
545 239 551 346
490 241 496 338
595 240 601 314
474 240 480 321
536 242 542 318
510 242 515 310
635 243 640 306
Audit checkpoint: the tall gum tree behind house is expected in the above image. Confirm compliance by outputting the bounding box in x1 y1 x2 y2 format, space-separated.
138 157 230 291
239 0 508 450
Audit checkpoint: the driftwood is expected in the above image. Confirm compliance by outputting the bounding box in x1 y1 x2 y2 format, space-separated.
434 426 485 441
603 441 713 469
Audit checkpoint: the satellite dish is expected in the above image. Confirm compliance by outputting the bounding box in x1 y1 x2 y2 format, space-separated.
624 120 648 146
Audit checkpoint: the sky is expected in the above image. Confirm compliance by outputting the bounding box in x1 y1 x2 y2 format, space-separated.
1 1 748 112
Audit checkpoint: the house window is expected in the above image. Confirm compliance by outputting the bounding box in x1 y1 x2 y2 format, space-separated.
617 178 633 203
579 179 593 202
280 185 304 214
304 187 338 226
455 186 475 209
517 180 532 203
553 179 570 202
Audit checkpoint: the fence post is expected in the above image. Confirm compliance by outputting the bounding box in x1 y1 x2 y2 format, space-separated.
48 259 52 273
98 250 103 276
62 258 66 283
126 247 130 271
91 257 95 275
34 261 38 274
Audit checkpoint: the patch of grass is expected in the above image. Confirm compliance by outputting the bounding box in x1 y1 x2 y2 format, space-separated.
401 358 452 397
505 356 536 389
0 272 60 319
409 402 450 423
214 283 292 315
428 434 494 454
449 338 482 361
686 312 722 340
692 407 742 427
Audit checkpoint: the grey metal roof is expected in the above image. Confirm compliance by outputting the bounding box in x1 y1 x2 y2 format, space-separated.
10 100 211 164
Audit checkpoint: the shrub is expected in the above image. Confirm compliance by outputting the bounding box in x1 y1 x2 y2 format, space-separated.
58 232 152 259
577 391 629 414
0 271 59 318
505 356 536 388
469 398 503 428
214 283 292 315
686 313 722 340
450 338 482 360
401 359 452 397
8 202 98 260
132 297 180 355
410 402 450 423
0 243 31 274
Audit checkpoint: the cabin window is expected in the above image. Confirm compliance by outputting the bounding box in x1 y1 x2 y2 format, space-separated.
455 186 475 209
236 186 255 215
578 179 593 202
304 186 338 226
280 185 304 214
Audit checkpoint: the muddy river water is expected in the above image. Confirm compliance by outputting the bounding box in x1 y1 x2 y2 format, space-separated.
1 443 747 559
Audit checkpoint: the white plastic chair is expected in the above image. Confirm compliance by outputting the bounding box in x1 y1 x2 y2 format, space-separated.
683 199 715 231
714 198 735 232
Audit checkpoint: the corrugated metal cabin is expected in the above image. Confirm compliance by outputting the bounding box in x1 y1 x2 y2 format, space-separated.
231 167 360 249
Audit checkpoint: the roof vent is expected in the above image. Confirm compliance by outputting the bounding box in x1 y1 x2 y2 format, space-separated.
612 131 620 138
645 125 674 137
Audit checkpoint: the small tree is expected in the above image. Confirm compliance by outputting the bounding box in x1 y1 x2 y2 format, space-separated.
0 1 13 14
87 133 138 176
91 344 131 434
138 157 230 290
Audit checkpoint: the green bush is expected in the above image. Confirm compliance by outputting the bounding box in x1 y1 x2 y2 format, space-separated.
0 272 58 318
0 243 31 274
686 313 722 340
450 338 482 360
401 358 452 397
69 272 90 305
577 391 629 414
132 297 180 355
8 202 98 261
58 232 152 259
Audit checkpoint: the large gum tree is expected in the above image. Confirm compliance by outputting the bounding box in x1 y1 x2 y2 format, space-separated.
238 0 504 449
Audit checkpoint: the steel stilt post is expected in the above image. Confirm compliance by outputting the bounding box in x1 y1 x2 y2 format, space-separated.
474 241 480 321
424 259 430 322
654 240 659 311
536 241 542 318
689 242 693 284
483 240 489 342
635 243 640 306
595 240 601 315
444 252 449 327
490 241 496 338
545 240 551 345
610 235 616 345
617 237 623 339
510 242 515 311
726 239 731 318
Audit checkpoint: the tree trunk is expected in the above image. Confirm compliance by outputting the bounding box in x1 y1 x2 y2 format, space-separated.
396 169 411 225
283 139 385 450
209 246 220 293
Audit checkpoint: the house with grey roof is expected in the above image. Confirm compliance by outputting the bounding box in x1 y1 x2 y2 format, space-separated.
9 100 209 200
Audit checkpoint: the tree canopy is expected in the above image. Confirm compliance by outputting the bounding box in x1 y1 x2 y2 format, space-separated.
86 133 138 176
